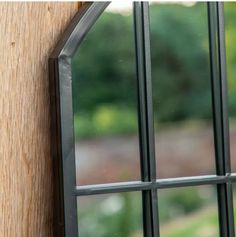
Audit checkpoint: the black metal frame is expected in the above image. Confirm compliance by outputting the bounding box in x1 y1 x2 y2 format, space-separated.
49 2 235 237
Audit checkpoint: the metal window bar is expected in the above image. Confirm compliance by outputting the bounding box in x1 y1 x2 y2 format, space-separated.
75 173 236 195
49 2 236 237
208 2 235 237
134 2 159 237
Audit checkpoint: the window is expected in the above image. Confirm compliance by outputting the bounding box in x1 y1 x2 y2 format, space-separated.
49 2 235 237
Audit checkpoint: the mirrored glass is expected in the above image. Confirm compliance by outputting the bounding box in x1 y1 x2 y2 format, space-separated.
233 184 236 228
77 192 143 237
150 2 216 178
224 3 236 172
72 2 141 185
158 185 219 237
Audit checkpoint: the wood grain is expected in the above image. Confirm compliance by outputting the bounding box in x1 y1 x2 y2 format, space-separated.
0 3 79 236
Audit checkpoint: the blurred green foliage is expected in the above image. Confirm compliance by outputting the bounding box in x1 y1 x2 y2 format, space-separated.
74 3 236 236
74 106 138 139
78 188 219 237
72 2 236 139
158 187 216 223
150 3 212 122
72 9 136 118
225 3 236 116
78 193 142 237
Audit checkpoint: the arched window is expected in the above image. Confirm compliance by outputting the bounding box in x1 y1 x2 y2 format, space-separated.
49 2 235 237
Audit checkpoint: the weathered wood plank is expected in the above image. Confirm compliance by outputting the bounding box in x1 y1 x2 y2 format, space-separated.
0 3 79 236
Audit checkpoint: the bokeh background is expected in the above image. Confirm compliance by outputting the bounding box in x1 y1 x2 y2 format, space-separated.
72 2 236 237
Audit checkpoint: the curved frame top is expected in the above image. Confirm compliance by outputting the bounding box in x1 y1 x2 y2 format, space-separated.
51 2 110 58
49 2 110 237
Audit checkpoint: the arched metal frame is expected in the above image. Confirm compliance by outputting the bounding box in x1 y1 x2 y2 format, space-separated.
49 2 236 237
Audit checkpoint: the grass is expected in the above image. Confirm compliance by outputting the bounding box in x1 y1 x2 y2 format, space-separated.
78 190 236 237
160 206 218 237
132 205 230 237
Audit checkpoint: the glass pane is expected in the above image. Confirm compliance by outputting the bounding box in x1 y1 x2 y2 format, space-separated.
158 186 219 237
225 3 236 172
150 2 216 178
233 184 236 228
77 192 143 237
72 3 140 185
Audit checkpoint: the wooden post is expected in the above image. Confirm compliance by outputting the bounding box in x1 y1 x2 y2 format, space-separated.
0 3 79 236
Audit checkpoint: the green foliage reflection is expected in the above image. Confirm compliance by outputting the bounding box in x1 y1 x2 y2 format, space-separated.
78 193 142 237
75 2 236 237
72 3 236 139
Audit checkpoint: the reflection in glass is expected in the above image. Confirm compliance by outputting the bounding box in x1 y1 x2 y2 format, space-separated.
150 2 215 178
72 3 140 185
233 184 236 228
158 186 219 237
224 3 236 172
77 192 143 237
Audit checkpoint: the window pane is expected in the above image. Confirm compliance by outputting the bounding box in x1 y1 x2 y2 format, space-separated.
233 184 236 227
72 3 141 185
150 2 216 178
77 192 143 237
158 186 219 237
224 3 236 172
